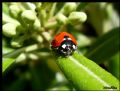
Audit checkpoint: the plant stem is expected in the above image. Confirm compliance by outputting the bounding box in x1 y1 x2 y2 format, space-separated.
3 43 44 58
48 2 57 19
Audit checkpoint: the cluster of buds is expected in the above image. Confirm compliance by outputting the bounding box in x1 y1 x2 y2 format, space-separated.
55 3 87 25
3 2 87 62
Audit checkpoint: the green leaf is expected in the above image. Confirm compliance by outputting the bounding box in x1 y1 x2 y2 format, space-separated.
55 51 119 90
2 2 9 15
2 58 15 72
76 3 88 11
85 27 120 63
54 2 65 15
108 52 120 80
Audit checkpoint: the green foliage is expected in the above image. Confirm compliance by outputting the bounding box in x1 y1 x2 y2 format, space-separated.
2 58 15 72
76 2 88 11
108 52 120 80
56 51 119 90
2 2 120 91
85 27 120 63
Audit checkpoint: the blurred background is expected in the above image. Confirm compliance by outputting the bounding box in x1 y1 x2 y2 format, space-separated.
2 2 119 91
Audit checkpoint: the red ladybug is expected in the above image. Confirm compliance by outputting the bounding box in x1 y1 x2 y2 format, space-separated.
51 32 77 56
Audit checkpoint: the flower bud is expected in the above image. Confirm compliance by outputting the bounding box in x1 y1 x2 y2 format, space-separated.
16 53 27 63
61 3 77 15
9 4 22 18
3 23 17 37
68 12 87 25
45 19 57 29
42 32 51 41
11 35 27 48
35 3 42 10
2 13 20 25
56 13 68 25
21 10 36 24
25 44 39 52
32 18 41 31
11 42 22 48
11 38 23 48
23 2 36 11
32 34 43 43
28 53 39 60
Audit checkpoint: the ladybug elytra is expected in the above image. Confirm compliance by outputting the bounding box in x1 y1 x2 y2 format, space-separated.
51 32 77 56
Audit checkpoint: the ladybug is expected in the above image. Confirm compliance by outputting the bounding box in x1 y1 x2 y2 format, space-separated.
51 32 77 56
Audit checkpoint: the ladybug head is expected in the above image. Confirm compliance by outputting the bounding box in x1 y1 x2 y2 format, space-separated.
57 36 77 56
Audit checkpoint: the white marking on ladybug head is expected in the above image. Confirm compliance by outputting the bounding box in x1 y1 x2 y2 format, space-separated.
62 44 66 49
63 37 71 41
73 45 76 50
68 38 71 40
